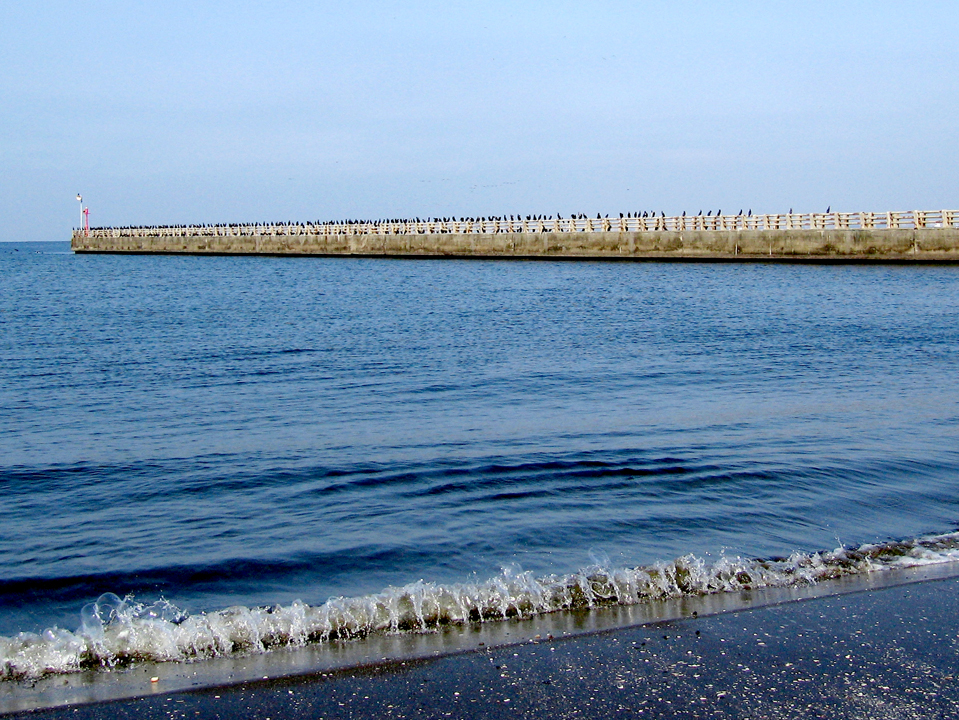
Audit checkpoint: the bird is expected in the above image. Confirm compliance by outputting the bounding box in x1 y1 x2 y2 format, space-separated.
826 206 831 213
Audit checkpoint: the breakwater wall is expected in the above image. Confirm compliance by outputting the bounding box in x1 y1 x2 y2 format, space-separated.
72 210 959 261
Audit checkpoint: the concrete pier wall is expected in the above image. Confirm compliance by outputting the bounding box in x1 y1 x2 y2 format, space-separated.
72 228 959 261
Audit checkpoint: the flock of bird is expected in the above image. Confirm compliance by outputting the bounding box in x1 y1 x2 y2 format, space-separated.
89 208 834 233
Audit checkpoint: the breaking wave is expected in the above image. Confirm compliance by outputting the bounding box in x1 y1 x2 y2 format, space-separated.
4 531 959 680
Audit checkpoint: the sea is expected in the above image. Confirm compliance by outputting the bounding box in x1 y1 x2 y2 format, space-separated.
2 241 959 688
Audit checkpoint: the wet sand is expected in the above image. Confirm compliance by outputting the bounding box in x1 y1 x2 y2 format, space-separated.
10 574 959 719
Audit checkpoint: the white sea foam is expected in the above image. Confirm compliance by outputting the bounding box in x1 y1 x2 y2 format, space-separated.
3 531 959 680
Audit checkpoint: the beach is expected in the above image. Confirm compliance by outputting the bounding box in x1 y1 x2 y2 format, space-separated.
6 0 959 715
4 244 959 717
9 571 959 719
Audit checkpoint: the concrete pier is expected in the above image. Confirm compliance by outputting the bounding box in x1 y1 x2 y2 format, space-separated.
71 210 959 261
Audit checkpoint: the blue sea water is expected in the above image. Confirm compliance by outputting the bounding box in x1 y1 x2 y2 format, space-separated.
2 241 959 676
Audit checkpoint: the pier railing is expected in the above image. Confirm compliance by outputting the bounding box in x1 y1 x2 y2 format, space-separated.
80 210 959 239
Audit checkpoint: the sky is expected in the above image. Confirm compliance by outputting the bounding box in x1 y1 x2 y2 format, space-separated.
2 1 957 241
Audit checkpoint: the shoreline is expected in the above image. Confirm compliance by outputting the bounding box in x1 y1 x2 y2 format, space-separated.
5 562 959 717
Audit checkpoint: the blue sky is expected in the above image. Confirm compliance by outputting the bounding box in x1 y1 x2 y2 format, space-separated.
2 1 956 240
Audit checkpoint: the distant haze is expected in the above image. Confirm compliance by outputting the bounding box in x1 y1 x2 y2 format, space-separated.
1 1 957 241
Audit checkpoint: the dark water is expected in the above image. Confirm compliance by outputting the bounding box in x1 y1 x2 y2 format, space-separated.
2 241 959 676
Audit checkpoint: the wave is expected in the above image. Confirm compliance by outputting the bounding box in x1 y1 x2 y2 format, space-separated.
3 531 959 681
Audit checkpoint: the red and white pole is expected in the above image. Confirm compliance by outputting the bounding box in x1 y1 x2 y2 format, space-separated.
83 206 89 236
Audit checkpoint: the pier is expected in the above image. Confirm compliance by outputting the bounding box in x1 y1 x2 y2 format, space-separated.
71 209 959 261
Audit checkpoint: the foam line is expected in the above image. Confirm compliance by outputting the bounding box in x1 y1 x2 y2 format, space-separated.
3 532 959 680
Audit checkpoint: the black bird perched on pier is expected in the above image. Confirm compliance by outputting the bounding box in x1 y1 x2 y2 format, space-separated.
748 209 752 216
682 211 686 217
826 206 831 213
707 210 712 216
789 208 793 214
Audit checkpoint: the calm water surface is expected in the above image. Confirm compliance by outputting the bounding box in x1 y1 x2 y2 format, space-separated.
2 242 959 639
